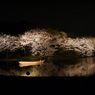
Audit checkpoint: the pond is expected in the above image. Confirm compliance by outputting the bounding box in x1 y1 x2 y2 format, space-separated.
0 57 95 77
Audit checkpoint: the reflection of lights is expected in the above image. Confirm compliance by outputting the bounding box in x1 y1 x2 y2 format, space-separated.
21 69 41 77
19 60 45 67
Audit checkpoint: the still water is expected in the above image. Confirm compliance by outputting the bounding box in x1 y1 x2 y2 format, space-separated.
0 57 95 77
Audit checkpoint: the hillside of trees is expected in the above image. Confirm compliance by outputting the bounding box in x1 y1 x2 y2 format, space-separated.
0 27 95 59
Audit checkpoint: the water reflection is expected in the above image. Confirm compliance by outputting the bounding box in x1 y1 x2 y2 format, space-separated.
0 57 95 77
58 57 95 76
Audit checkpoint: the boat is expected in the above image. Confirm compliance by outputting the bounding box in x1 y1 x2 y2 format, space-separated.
19 60 45 67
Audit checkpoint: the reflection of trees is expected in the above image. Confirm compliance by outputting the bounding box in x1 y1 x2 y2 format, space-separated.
58 57 95 76
0 68 21 76
0 62 58 76
20 62 58 77
0 57 95 77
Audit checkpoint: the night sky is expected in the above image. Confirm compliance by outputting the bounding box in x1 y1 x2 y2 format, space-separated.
0 0 95 36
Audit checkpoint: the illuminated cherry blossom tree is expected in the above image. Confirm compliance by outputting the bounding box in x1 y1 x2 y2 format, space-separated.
0 33 19 52
63 37 95 56
18 29 95 57
0 33 20 58
0 29 95 57
19 29 65 56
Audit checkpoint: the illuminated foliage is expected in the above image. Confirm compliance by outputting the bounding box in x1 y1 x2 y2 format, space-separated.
64 37 95 56
0 33 19 52
18 29 65 56
47 28 67 38
0 29 95 57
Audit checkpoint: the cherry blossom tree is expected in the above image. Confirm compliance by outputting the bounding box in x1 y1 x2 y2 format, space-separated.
0 29 95 58
18 29 95 57
63 37 95 56
18 29 66 56
0 33 20 58
0 33 20 51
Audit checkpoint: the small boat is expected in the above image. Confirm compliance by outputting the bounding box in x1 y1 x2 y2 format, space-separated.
19 60 45 67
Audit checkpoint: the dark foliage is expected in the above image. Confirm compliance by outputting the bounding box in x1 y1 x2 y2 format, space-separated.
53 48 81 58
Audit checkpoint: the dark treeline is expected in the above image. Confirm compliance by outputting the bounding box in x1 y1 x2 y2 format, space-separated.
0 48 31 59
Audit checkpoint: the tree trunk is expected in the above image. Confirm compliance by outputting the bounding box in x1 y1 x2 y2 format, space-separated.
24 48 26 57
6 49 9 59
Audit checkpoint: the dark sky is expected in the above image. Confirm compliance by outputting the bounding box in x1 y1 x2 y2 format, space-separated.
0 0 95 36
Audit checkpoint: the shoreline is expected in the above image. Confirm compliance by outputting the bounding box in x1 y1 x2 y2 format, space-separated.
0 56 94 61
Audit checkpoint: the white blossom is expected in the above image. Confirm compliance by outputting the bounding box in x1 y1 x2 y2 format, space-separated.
0 33 20 52
63 37 94 56
0 29 95 57
19 29 65 56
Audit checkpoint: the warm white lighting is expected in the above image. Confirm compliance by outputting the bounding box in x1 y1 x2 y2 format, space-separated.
0 29 95 57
